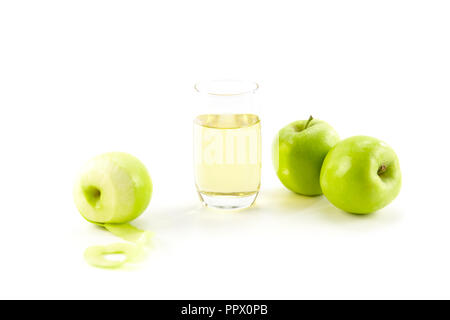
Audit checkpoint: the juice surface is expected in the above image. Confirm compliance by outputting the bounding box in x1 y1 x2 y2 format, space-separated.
194 114 261 195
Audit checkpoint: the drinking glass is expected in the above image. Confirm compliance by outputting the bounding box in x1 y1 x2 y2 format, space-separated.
193 80 261 209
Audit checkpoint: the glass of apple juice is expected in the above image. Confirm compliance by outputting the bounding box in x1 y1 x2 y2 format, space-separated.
193 80 261 210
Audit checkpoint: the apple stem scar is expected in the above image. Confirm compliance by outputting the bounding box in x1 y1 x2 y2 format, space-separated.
377 164 387 176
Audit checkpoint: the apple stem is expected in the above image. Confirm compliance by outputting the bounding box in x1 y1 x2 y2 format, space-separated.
304 115 314 129
377 164 387 175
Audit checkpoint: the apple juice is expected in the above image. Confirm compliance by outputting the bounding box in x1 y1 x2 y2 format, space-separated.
194 114 261 205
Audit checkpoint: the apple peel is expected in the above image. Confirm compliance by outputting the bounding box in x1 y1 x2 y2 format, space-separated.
84 241 139 269
84 224 152 269
104 223 153 245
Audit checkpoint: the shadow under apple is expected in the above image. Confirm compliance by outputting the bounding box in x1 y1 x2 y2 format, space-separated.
257 188 323 213
259 187 403 228
134 187 403 239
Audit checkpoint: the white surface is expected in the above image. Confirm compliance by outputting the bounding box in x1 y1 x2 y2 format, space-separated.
1 0 449 299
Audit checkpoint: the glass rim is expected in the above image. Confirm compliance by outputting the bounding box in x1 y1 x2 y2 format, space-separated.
194 80 259 96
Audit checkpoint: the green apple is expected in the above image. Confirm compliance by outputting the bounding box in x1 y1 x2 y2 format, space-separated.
320 136 401 214
273 116 340 196
73 152 152 224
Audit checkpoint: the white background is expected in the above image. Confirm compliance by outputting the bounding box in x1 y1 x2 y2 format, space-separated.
1 0 449 299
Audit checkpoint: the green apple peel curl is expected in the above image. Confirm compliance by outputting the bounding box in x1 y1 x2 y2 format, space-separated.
74 152 153 268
